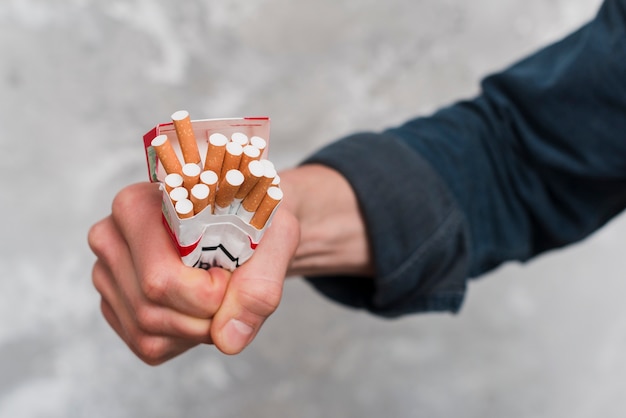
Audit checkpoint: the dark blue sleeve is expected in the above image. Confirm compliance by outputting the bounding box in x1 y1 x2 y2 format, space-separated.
303 0 626 316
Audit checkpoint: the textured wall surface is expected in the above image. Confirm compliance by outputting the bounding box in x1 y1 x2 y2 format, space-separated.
2 0 625 417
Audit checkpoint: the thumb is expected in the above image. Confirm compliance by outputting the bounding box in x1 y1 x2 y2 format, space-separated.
210 207 299 354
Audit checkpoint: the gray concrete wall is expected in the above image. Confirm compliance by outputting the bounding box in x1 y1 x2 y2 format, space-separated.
2 0 625 417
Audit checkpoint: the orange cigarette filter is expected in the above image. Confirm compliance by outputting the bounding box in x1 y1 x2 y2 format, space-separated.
220 142 243 179
204 133 228 174
172 110 201 165
190 183 210 214
215 169 244 209
235 159 264 200
152 134 182 176
241 160 276 212
182 163 201 191
175 198 194 219
250 186 283 229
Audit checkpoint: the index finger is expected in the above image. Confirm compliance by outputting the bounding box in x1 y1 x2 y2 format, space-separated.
111 182 229 318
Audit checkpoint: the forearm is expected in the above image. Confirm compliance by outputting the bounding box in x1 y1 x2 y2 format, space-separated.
388 0 626 276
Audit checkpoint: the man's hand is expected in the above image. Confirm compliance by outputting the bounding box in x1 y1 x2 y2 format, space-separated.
87 182 300 363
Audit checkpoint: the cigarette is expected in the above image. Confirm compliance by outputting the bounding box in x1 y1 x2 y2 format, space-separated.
151 134 182 176
200 170 219 210
235 159 263 200
182 163 201 191
231 132 249 146
271 174 281 186
175 198 194 219
190 183 210 214
203 132 228 174
169 186 189 204
241 159 276 213
171 110 201 165
250 186 283 229
250 136 267 154
214 169 244 214
238 145 261 172
164 173 183 194
219 141 243 179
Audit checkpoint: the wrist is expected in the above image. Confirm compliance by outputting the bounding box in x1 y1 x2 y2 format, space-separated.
279 164 374 277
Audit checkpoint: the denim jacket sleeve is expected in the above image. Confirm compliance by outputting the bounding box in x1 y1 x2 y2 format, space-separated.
302 0 626 317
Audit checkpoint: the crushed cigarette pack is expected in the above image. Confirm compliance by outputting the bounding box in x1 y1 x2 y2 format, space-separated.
142 113 281 271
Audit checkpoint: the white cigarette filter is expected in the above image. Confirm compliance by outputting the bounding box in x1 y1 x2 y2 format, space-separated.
250 186 283 230
171 110 201 165
200 170 219 186
169 186 189 204
271 174 281 186
204 132 228 174
190 183 210 214
152 134 182 176
239 145 261 171
215 169 245 212
200 169 219 209
182 163 201 190
175 198 194 219
241 159 277 212
235 159 264 200
250 136 267 153
164 173 184 193
231 132 249 146
220 141 243 179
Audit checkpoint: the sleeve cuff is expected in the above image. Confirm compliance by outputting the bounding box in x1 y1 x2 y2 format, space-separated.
301 132 470 317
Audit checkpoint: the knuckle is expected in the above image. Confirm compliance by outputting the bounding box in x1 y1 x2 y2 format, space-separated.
238 278 283 318
110 186 137 223
134 336 168 365
87 219 112 257
134 305 161 334
140 270 171 303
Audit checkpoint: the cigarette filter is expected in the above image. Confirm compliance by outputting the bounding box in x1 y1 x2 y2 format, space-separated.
231 132 249 146
172 110 201 165
250 136 267 154
190 183 210 214
182 163 201 191
169 186 189 204
241 159 276 213
235 159 264 199
175 198 194 219
215 169 244 212
239 145 261 171
271 174 281 186
220 141 243 179
151 134 182 176
164 173 184 194
200 169 219 209
204 132 228 174
250 186 283 229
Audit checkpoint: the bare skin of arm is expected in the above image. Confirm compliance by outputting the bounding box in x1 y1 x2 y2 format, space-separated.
88 164 372 363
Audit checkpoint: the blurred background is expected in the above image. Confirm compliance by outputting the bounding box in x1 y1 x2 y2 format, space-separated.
2 0 625 417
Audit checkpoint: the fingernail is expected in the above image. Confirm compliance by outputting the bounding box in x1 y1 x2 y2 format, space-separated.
224 318 254 351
